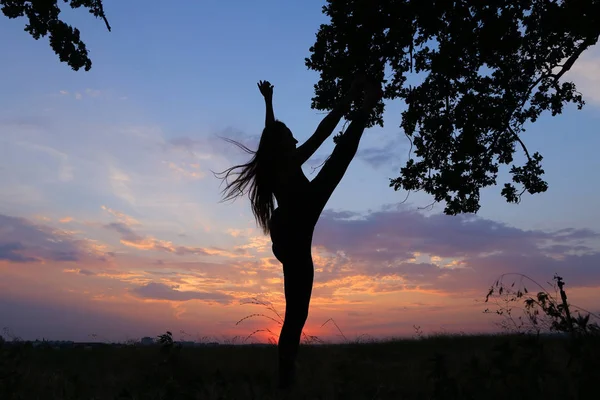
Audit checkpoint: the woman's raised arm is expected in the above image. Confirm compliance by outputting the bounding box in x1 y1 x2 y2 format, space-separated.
257 80 275 126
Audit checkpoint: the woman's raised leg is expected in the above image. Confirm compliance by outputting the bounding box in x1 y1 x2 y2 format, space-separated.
307 111 371 224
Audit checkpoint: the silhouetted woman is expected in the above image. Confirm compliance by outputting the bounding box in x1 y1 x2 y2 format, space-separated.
217 77 382 388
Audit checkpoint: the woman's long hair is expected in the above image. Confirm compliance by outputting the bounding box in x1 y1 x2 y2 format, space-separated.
214 121 288 235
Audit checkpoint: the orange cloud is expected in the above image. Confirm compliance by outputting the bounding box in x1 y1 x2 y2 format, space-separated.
233 235 271 254
202 246 252 258
227 228 248 237
115 233 250 259
63 268 96 276
101 205 139 226
131 282 234 304
164 161 205 180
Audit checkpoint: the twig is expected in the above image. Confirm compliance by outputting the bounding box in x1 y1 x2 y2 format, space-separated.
235 313 282 326
321 318 348 342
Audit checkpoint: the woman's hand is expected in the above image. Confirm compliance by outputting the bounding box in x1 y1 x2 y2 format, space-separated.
257 80 274 102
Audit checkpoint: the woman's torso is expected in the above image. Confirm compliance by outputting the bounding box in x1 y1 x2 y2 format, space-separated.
269 157 314 262
272 161 311 209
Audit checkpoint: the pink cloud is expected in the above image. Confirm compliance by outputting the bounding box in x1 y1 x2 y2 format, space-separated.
131 282 234 304
308 205 600 298
102 222 250 258
0 214 105 264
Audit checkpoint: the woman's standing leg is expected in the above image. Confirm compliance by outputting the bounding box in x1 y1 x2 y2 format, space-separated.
270 214 315 388
278 253 314 388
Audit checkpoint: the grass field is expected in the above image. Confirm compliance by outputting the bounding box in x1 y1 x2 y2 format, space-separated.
1 333 599 400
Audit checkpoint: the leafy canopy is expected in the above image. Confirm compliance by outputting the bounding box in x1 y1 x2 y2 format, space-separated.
306 0 599 215
1 0 110 71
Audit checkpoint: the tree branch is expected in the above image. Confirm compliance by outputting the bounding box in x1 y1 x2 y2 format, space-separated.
492 34 598 163
101 14 111 31
487 72 546 159
508 126 531 161
552 35 599 83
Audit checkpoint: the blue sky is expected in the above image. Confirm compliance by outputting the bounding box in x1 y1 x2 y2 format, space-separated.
0 0 599 342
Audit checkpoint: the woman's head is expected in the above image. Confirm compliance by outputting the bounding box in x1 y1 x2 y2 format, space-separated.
214 120 296 234
259 120 298 156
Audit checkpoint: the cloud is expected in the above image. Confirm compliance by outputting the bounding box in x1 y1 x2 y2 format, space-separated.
13 141 74 182
308 205 600 297
78 201 600 308
102 222 249 258
63 268 96 276
165 128 260 162
314 206 598 261
0 214 83 263
59 88 103 100
101 205 139 226
357 146 399 169
163 161 206 180
85 88 102 98
0 114 240 237
4 200 598 312
104 222 143 242
131 282 233 303
2 202 599 340
355 136 408 170
564 44 600 106
0 214 110 265
107 165 136 206
174 124 406 173
0 115 52 130
0 295 163 342
0 243 38 263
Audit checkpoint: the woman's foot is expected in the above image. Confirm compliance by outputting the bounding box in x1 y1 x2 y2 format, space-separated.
277 358 296 389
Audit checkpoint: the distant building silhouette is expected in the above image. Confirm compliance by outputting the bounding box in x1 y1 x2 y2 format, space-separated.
140 336 155 346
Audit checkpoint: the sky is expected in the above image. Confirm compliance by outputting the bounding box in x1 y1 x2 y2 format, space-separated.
1 0 599 343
